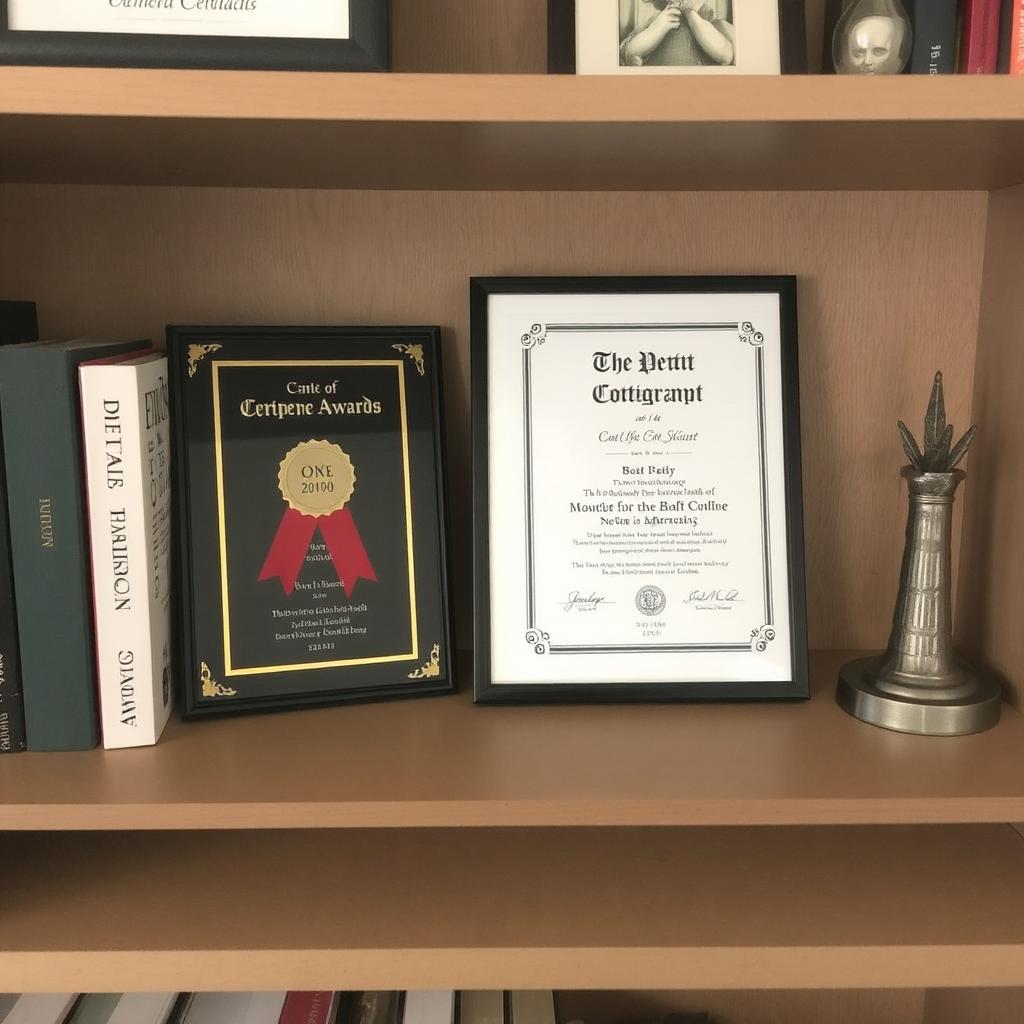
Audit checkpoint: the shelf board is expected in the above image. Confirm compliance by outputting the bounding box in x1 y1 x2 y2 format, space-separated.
2 70 1024 189
3 824 1024 991
2 651 1024 830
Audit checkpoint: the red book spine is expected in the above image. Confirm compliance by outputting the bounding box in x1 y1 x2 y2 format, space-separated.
960 0 1003 73
1013 0 1024 74
278 993 336 1024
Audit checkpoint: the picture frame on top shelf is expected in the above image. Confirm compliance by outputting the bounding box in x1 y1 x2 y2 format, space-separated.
0 0 388 71
549 0 808 75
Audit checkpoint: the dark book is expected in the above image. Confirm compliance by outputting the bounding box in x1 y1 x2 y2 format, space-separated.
0 337 149 750
907 0 959 73
999 0 1024 72
0 300 37 753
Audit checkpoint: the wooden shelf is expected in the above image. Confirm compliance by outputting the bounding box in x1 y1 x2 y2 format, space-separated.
2 652 1023 830
2 70 1024 189
3 824 1024 991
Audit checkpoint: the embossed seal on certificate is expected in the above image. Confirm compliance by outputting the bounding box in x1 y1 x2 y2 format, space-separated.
277 439 356 518
636 585 667 616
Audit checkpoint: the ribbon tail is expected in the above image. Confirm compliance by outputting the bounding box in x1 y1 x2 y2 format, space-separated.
258 508 318 596
320 507 377 598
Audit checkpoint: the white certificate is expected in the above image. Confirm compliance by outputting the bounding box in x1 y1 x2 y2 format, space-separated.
7 0 351 40
474 280 807 701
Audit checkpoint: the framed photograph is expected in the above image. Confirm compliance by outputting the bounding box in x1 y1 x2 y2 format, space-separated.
549 0 807 74
472 277 808 704
168 326 454 718
0 0 388 70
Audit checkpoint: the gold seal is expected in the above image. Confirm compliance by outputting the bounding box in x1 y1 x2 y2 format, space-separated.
277 440 356 518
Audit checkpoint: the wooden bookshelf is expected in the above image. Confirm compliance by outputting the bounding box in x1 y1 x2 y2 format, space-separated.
3 824 1024 993
2 70 1024 189
3 652 1024 831
1 3 1024 1016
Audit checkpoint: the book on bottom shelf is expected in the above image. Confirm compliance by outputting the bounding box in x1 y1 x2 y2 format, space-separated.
0 337 150 750
179 994 287 1024
0 300 37 754
507 994 556 1024
0 995 79 1024
403 994 455 1024
80 351 173 748
458 994 504 1024
279 994 340 1024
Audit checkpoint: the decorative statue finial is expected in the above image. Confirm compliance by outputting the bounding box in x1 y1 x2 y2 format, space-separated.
896 371 976 473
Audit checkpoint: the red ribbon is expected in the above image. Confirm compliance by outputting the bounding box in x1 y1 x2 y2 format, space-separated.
258 506 376 598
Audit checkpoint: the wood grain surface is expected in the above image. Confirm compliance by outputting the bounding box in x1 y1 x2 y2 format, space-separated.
2 825 1024 992
0 184 986 650
3 652 1024 830
958 184 1024 708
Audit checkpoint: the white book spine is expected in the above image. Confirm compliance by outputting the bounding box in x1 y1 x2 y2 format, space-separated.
81 357 173 749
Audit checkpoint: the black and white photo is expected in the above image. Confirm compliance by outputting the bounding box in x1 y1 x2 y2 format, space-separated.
472 277 809 704
549 0 807 75
619 0 735 68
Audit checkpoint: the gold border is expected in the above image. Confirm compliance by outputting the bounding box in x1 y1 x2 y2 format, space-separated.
212 360 418 678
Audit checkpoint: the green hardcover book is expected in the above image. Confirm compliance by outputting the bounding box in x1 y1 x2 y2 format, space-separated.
0 337 149 750
67 996 122 1024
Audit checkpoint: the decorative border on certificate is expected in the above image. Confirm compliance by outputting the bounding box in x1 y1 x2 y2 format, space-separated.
211 359 418 677
471 276 809 705
521 322 774 657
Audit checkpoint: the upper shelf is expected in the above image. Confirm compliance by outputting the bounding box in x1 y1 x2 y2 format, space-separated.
2 69 1024 190
4 651 1024 831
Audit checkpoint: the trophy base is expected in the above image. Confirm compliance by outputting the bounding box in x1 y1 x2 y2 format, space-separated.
837 656 1002 736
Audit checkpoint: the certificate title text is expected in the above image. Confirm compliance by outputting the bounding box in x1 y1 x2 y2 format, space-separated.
592 351 705 407
108 0 258 10
240 380 383 420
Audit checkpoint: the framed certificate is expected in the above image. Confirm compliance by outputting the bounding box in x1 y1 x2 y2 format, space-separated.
0 0 388 70
168 326 454 718
472 277 808 703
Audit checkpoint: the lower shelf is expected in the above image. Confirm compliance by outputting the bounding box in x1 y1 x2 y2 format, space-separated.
3 824 1024 992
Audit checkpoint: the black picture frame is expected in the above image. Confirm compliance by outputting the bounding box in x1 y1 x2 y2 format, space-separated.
168 325 454 718
0 0 388 70
472 276 808 705
548 0 808 74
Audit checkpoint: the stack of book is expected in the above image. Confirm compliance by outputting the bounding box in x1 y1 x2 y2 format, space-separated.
0 302 172 753
0 992 569 1024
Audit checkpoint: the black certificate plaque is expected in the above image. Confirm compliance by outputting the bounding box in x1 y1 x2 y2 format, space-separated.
169 326 454 718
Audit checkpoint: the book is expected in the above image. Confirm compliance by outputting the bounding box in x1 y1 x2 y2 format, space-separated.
458 994 504 1024
3 995 80 1024
180 994 287 1024
403 993 455 1024
906 0 959 73
80 352 173 748
507 994 555 1024
960 0 1003 72
1000 0 1024 71
0 301 37 754
347 994 402 1024
108 994 181 1024
0 337 149 750
279 994 339 1024
66 996 121 1024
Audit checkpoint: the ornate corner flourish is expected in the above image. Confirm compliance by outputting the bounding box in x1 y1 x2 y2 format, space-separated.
521 324 547 350
200 661 238 698
525 628 551 655
750 625 777 652
738 323 765 347
409 643 441 679
393 343 426 377
188 344 223 378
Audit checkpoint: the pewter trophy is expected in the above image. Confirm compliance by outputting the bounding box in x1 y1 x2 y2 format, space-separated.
837 373 1001 736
